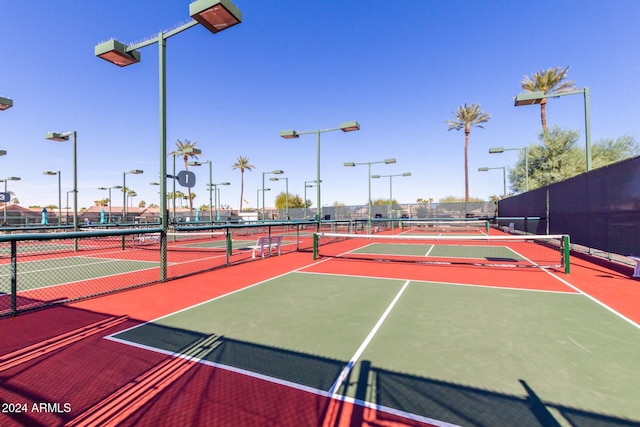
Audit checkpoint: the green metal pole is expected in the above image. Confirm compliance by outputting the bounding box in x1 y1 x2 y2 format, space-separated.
72 132 78 252
563 234 571 274
368 163 372 233
285 178 289 220
316 131 321 223
123 172 127 223
313 232 318 260
159 32 168 282
57 171 62 226
524 147 529 192
502 167 506 197
262 172 265 221
10 240 16 315
172 154 176 223
584 87 592 172
209 161 213 223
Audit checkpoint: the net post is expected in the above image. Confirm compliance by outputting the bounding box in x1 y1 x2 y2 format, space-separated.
226 228 232 265
313 233 318 260
485 220 490 233
563 234 571 274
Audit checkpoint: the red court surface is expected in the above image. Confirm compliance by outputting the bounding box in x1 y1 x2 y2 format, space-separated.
1 249 638 426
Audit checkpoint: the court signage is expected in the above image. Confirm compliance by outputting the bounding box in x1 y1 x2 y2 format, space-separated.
177 171 196 188
0 192 10 202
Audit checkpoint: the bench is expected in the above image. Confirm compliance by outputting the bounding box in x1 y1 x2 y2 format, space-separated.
502 222 515 233
249 236 283 259
629 256 640 278
132 233 160 246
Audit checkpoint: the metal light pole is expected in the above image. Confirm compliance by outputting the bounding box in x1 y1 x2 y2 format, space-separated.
123 169 143 223
44 171 62 225
208 182 230 221
96 0 242 281
262 170 283 221
489 147 529 192
269 176 289 219
98 185 123 224
514 88 592 171
371 172 411 218
1 177 20 224
46 131 77 236
344 158 396 225
281 121 360 221
478 167 506 197
188 160 213 223
303 180 319 220
257 188 270 218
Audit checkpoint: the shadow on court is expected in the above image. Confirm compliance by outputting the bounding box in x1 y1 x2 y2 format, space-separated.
113 321 640 427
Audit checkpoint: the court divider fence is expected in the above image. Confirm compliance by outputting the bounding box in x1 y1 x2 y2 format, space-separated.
0 220 364 317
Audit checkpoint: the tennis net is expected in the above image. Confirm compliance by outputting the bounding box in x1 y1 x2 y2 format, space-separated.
399 219 490 235
313 232 570 272
131 231 230 252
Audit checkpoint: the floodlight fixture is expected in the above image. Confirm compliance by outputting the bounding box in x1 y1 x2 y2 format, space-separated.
0 96 13 110
279 130 299 139
189 0 242 35
45 132 71 142
182 147 202 155
514 87 591 171
281 121 359 220
0 150 6 156
514 91 546 106
344 158 396 223
490 146 529 192
340 121 360 132
478 166 506 196
95 39 141 67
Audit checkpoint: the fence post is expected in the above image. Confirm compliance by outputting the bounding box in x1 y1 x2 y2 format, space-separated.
563 235 571 274
313 233 319 260
10 240 17 315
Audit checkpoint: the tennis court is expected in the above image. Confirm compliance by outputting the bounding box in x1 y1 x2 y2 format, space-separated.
100 258 639 426
1 223 639 426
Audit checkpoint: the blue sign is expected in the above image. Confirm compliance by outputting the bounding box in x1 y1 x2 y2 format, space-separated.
177 171 196 188
0 192 10 202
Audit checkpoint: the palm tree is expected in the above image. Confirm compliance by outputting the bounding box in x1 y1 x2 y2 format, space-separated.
445 103 491 204
231 155 255 211
170 139 200 213
520 66 576 135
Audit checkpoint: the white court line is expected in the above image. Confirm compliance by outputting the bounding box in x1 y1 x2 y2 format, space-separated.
424 244 435 257
295 270 578 295
502 246 640 330
105 256 334 338
327 279 411 396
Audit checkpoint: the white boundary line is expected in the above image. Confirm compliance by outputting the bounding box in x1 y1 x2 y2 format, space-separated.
106 331 459 427
294 270 578 295
328 280 411 396
105 256 334 338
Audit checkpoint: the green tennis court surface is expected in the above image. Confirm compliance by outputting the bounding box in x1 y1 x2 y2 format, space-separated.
109 272 640 425
352 242 526 261
0 256 160 292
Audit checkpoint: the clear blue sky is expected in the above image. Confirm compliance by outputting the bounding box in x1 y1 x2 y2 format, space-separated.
1 0 639 210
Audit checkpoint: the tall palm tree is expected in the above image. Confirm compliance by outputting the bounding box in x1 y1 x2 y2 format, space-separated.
520 66 576 135
445 103 491 204
231 155 255 212
170 139 200 213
